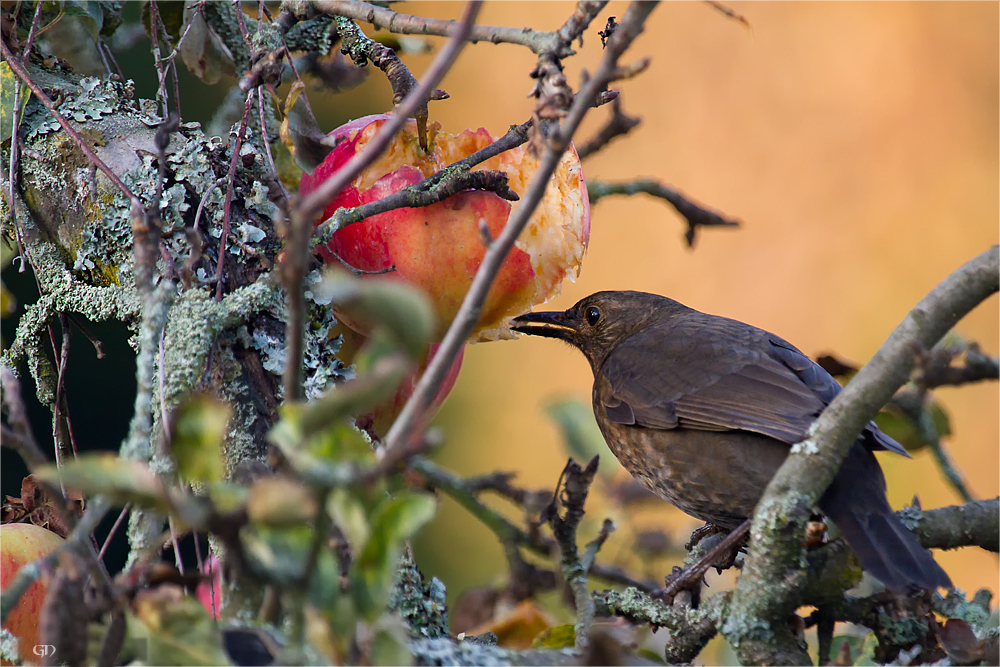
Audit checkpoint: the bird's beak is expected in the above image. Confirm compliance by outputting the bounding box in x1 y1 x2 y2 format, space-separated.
510 310 578 340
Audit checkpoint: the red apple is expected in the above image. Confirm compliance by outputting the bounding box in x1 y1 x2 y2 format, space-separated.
300 114 590 342
0 523 65 664
194 553 222 620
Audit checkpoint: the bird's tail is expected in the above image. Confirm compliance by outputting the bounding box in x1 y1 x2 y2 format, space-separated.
818 444 952 593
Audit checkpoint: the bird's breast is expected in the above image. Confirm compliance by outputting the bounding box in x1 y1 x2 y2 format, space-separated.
592 402 791 529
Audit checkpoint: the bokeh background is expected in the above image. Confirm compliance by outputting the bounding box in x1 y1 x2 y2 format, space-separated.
2 1 996 662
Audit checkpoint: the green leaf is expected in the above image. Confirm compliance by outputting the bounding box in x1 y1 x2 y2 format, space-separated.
242 524 343 606
156 0 186 40
269 418 378 488
246 477 318 527
368 616 414 666
328 488 371 553
315 272 436 359
294 355 411 440
875 391 952 453
60 1 104 41
634 648 667 665
129 588 230 666
352 492 436 619
546 398 620 477
243 524 311 584
0 61 30 144
170 394 230 484
34 455 167 508
531 624 575 649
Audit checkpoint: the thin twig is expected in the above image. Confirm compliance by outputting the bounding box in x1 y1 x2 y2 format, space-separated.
704 0 751 29
215 90 255 301
278 199 312 401
410 457 551 558
576 96 641 159
256 89 288 201
100 39 126 81
546 456 601 650
318 120 532 242
158 326 171 442
98 505 130 562
66 314 105 359
21 0 46 62
330 170 517 231
5 1 45 272
587 179 741 247
160 1 205 65
587 563 656 592
382 1 658 454
917 341 999 390
528 1 609 154
149 0 171 117
926 437 975 503
52 313 76 459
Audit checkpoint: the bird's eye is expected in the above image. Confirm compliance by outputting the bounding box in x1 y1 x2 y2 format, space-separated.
585 306 601 326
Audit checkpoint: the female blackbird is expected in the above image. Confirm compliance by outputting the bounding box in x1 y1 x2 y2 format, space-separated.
511 290 951 593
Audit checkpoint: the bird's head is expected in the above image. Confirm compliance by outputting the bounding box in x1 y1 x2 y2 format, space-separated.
511 290 689 371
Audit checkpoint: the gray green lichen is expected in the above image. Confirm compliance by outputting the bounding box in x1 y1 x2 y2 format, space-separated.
388 551 450 640
284 16 337 55
933 588 994 634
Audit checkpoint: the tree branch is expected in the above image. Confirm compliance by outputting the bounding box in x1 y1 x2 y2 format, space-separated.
726 245 1000 665
587 179 741 247
279 0 480 402
315 0 593 56
595 497 995 664
575 96 641 160
332 15 448 151
905 498 999 552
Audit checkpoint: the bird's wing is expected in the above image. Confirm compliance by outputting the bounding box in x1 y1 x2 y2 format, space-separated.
598 318 829 445
767 335 910 457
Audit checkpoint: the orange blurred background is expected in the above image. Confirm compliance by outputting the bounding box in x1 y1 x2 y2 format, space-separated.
313 0 998 656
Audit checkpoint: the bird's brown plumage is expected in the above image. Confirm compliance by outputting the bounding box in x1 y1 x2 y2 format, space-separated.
512 290 951 593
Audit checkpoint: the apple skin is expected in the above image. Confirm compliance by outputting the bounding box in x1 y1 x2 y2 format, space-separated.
194 553 222 620
300 115 589 342
0 523 65 664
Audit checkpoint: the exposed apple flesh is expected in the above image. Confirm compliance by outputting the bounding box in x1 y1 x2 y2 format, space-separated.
300 115 589 342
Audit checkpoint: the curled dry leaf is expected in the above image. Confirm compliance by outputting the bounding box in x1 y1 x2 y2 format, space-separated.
937 618 986 666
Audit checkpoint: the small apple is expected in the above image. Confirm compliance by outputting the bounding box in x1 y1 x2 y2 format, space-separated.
0 523 65 664
299 115 590 342
194 553 222 620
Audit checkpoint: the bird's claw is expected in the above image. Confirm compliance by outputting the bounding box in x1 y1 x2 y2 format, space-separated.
650 565 707 606
685 523 726 551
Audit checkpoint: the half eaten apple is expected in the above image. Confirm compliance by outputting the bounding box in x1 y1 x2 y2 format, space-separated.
299 114 590 342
